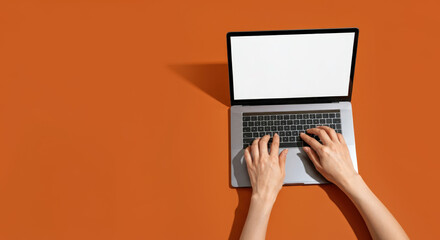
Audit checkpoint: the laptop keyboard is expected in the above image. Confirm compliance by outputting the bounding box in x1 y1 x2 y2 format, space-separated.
242 110 342 149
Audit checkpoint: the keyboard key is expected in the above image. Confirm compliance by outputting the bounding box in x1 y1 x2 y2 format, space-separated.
258 127 264 131
290 115 296 119
297 125 303 130
259 132 265 137
255 122 260 126
251 127 257 132
336 124 342 129
264 116 270 120
253 132 259 137
243 138 253 144
283 115 290 119
243 122 248 127
243 133 252 138
294 120 299 125
300 120 306 124
286 131 292 136
289 136 295 142
280 142 302 147
316 114 322 118
258 116 263 120
292 131 299 136
277 115 282 120
320 119 326 124
297 115 303 119
284 126 290 130
326 119 332 124
271 126 277 131
287 120 293 125
243 127 250 132
275 121 280 125
323 113 329 118
278 126 283 131
283 137 288 142
291 126 296 130
270 115 276 120
333 119 341 123
281 120 286 125
304 114 309 119
265 126 270 131
248 122 254 126
336 113 340 117
251 116 257 121
268 121 273 126
307 120 312 124
243 116 250 121
310 114 315 119
313 119 319 124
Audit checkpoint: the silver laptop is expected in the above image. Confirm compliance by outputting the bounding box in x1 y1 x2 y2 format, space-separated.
228 28 359 187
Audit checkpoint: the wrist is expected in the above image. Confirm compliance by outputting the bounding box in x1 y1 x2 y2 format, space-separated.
251 192 277 207
337 173 364 194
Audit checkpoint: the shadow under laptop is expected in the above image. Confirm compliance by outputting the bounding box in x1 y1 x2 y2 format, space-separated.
168 63 230 107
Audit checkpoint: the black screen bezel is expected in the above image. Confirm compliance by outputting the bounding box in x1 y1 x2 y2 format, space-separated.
227 28 359 106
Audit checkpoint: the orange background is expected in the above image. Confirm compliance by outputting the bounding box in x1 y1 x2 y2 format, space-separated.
0 0 439 239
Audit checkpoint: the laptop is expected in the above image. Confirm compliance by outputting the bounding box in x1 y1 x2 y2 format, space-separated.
228 28 359 187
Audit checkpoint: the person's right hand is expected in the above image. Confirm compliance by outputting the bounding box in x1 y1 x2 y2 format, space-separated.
300 126 358 188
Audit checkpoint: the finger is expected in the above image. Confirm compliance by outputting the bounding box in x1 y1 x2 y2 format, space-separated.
270 133 280 157
337 133 346 144
317 126 339 142
251 138 260 164
258 135 270 156
244 146 253 168
303 146 322 169
278 149 288 172
300 132 322 151
306 128 332 145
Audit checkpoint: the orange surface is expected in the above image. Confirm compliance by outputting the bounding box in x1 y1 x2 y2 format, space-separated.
0 0 439 239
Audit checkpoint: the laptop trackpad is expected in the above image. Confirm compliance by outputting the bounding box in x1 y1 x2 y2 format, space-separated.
284 147 328 184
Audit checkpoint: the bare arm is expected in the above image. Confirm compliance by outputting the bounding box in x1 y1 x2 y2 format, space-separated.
240 134 288 240
301 126 408 240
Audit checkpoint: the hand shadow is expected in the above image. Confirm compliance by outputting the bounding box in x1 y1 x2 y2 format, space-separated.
320 184 372 239
168 63 230 106
228 184 371 240
228 188 252 240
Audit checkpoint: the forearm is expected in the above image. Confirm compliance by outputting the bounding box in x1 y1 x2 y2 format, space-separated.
240 195 275 240
340 175 408 240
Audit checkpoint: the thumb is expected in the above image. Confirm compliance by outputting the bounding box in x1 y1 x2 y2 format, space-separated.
303 147 322 170
278 149 288 170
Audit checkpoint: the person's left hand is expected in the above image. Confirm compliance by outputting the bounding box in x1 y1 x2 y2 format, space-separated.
244 134 288 203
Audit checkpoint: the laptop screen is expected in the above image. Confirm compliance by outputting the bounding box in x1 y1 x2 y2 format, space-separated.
230 32 356 101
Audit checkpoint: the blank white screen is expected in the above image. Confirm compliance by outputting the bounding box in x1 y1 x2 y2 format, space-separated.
231 32 355 100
